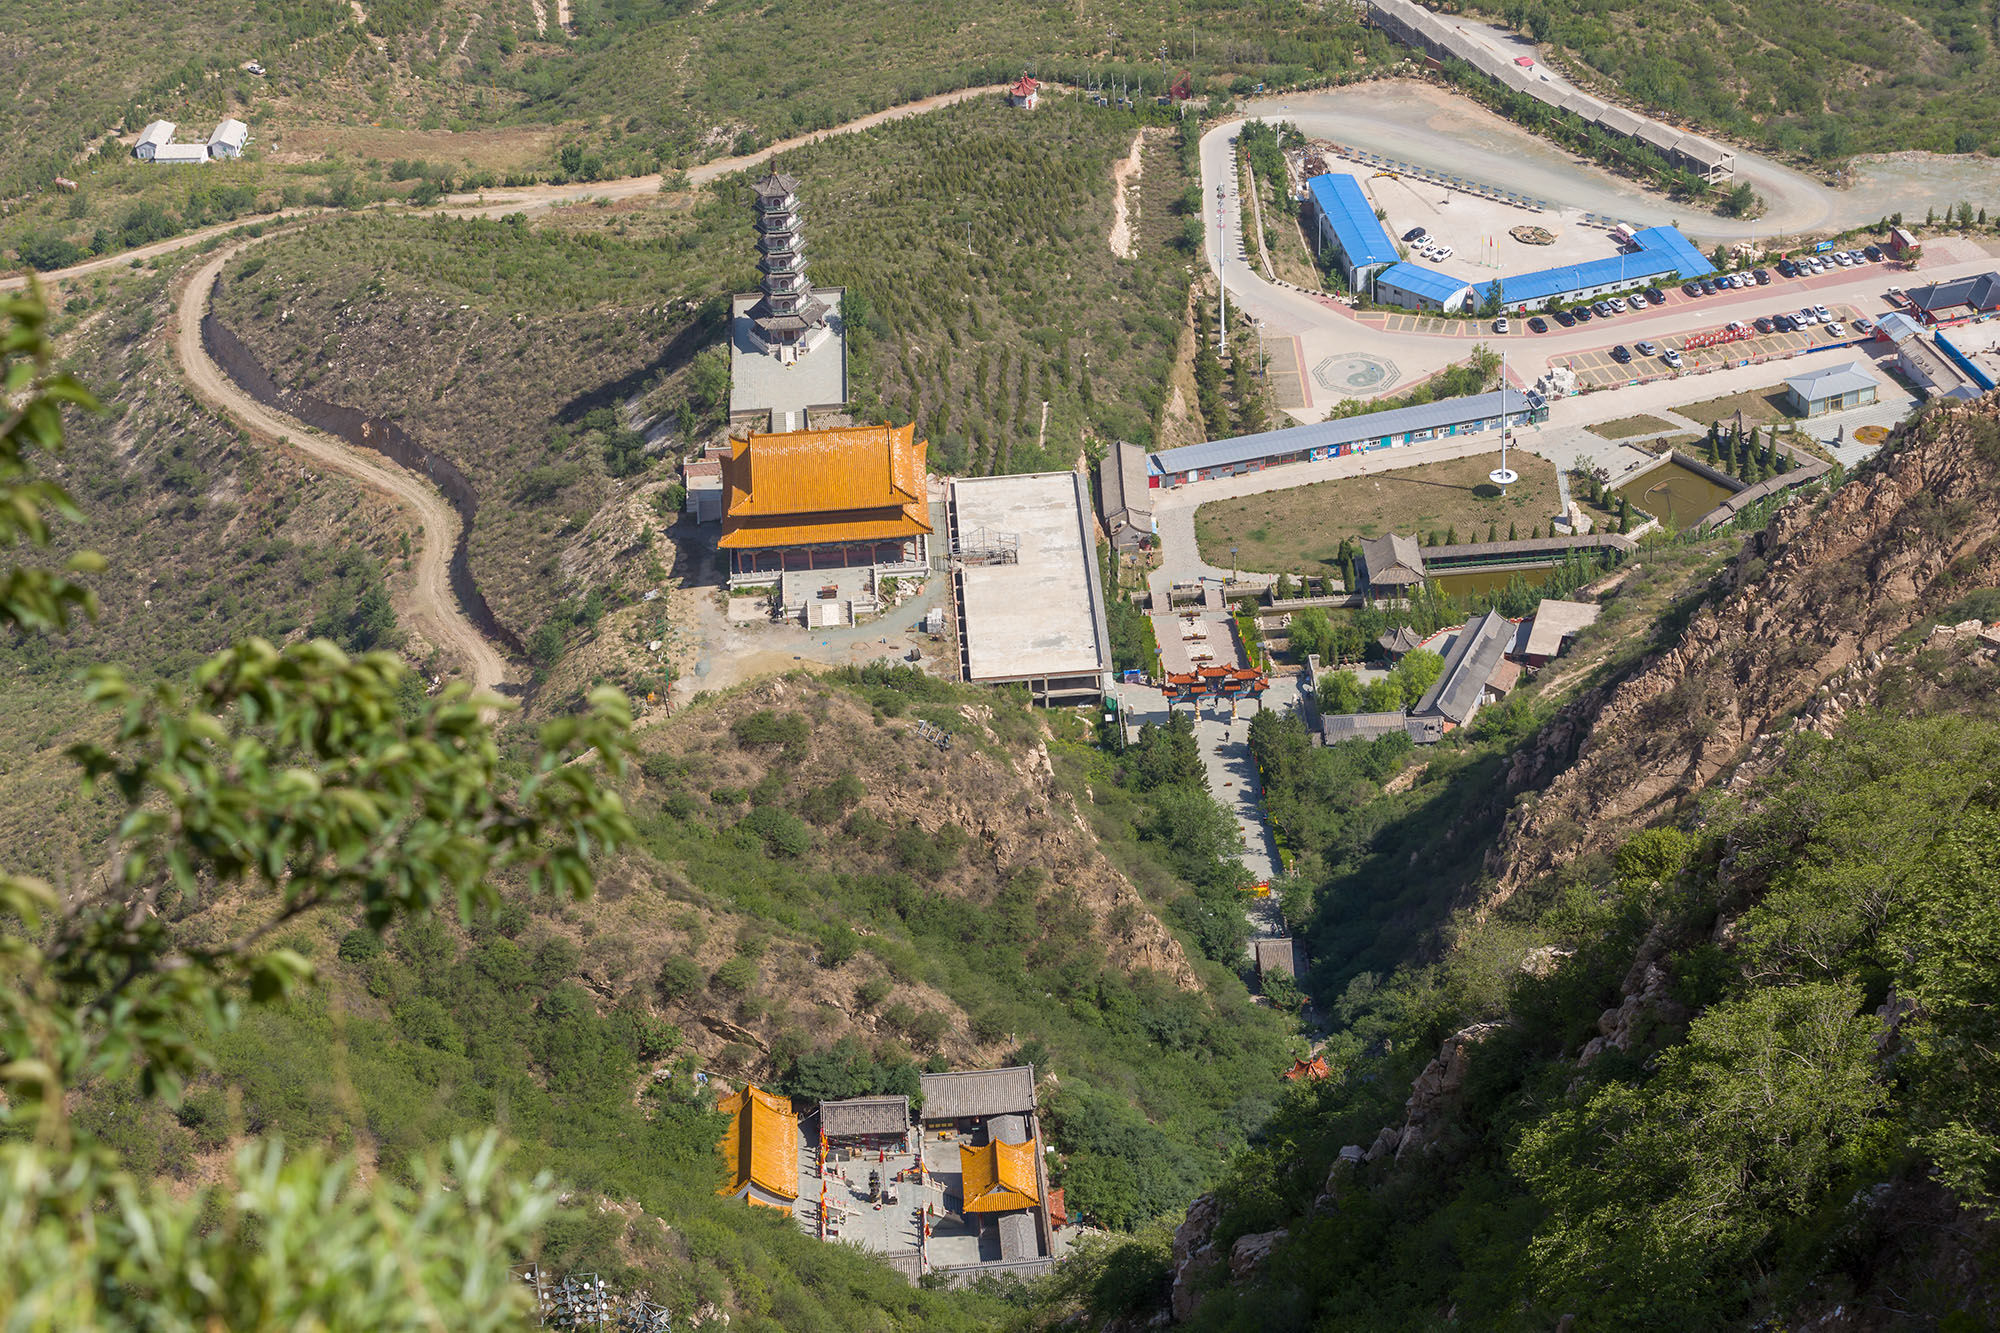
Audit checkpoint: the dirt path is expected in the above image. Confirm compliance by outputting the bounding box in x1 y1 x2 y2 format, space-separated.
1107 129 1144 259
175 246 509 695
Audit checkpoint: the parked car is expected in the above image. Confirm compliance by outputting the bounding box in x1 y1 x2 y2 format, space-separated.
1853 316 1875 334
1593 300 1612 317
1609 297 1628 312
1553 309 1576 327
1494 316 1510 333
1700 279 1718 295
1753 268 1771 284
1402 227 1429 243
1835 252 1855 267
1827 322 1846 337
1774 313 1796 331
1433 243 1455 259
1611 344 1632 363
1574 306 1594 322
1644 286 1666 303
1777 260 1798 277
1626 292 1648 308
1663 348 1683 368
1753 316 1775 333
1814 303 1832 321
1528 316 1548 333
1635 340 1659 356
1864 245 1884 261
1798 307 1819 325
1684 281 1704 297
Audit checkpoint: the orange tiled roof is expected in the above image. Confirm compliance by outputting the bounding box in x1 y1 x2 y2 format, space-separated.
717 1085 799 1205
717 422 931 550
724 423 923 518
960 1137 1041 1213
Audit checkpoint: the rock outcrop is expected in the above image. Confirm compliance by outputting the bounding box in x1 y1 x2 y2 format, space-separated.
1170 1193 1222 1323
1228 1229 1289 1281
1490 405 2000 904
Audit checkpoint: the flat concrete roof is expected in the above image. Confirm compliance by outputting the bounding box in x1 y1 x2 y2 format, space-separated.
951 474 1111 686
728 290 847 421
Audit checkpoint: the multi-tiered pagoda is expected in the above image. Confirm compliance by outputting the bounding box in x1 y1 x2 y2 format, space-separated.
748 169 831 360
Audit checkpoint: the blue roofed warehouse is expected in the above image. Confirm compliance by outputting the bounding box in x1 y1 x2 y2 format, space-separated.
1491 226 1716 311
1374 262 1475 313
1305 174 1400 293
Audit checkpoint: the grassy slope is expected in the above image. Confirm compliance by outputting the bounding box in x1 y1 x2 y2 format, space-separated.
1484 0 2000 159
2 0 1390 272
0 255 414 885
71 668 1298 1328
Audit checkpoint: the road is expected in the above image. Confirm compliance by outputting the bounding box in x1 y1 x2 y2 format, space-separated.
175 245 510 695
1199 108 2000 421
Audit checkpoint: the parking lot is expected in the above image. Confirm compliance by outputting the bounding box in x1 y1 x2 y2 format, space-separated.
1558 303 1868 389
1364 173 1627 288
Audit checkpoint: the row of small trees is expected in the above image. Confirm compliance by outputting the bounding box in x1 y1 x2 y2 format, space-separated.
1703 421 1797 484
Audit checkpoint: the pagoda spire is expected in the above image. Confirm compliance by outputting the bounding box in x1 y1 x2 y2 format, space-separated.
749 168 829 351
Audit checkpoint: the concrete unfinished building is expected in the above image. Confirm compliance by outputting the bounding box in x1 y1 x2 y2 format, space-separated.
948 472 1112 707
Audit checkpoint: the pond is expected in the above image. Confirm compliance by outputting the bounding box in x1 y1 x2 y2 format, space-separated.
1430 564 1554 599
1616 461 1738 529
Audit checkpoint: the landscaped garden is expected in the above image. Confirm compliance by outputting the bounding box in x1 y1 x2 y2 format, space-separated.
1193 450 1561 576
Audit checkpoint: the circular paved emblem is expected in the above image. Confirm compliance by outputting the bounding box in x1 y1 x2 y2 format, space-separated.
1854 424 1890 445
1313 352 1400 392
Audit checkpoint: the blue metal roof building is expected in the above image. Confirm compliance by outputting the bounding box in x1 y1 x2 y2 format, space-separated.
1305 174 1399 291
1493 225 1715 311
1148 386 1545 487
1374 262 1475 313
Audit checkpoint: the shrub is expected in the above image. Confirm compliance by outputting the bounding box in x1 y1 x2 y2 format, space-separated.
799 771 866 825
711 955 757 994
337 929 383 965
739 807 811 857
816 922 859 969
730 710 809 748
855 977 893 1011
656 954 703 1003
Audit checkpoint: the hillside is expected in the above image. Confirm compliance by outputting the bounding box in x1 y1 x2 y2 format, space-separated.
49 648 1301 1323
1477 0 2000 160
1090 401 2000 1330
1 0 1389 272
0 254 417 885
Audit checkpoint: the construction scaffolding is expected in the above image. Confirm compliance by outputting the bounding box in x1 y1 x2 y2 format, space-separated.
950 527 1020 566
513 1266 672 1330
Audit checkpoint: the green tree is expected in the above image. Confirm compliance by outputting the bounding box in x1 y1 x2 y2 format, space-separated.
1361 676 1405 711
1129 711 1206 790
1390 648 1444 705
1316 668 1365 715
1515 984 1887 1322
1287 606 1336 662
0 287 635 1326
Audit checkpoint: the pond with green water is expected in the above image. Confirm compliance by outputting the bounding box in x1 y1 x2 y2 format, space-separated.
1616 461 1738 528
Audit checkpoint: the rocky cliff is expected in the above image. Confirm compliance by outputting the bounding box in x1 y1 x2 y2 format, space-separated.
1492 403 2000 902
